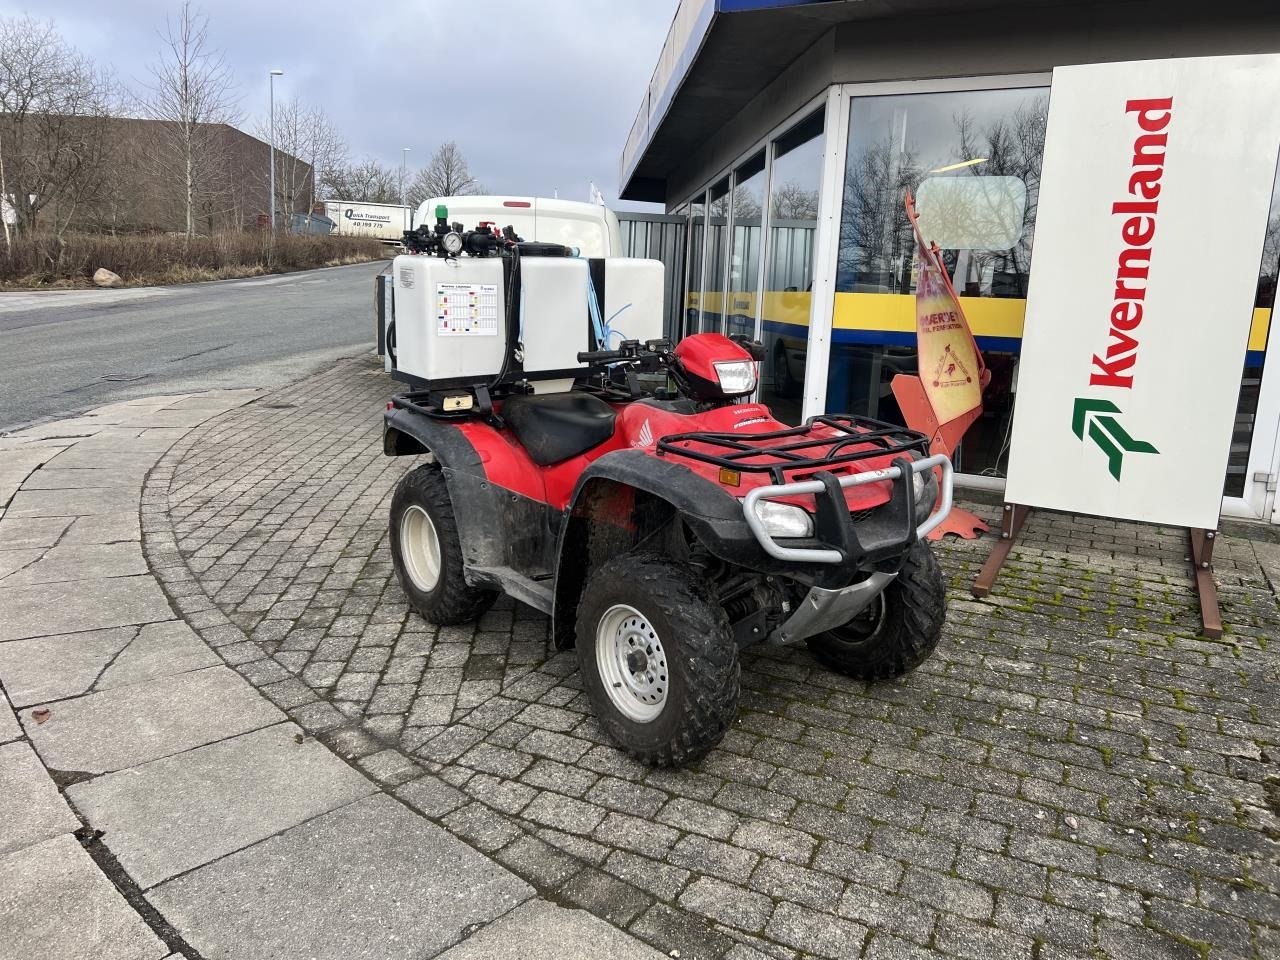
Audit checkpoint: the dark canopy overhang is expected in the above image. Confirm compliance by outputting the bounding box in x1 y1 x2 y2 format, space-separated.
619 0 1080 203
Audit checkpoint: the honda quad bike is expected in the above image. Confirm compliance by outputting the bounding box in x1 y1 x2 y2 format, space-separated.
378 209 953 766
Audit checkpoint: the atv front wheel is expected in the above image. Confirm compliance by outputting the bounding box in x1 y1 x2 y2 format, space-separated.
389 464 497 625
805 539 946 681
575 553 739 767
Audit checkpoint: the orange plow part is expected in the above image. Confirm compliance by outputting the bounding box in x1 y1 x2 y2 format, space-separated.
892 373 989 540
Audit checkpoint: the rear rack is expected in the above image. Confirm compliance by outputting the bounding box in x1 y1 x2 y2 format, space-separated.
656 414 930 485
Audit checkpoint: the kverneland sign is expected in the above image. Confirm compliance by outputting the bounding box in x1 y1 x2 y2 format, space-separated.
1005 55 1280 529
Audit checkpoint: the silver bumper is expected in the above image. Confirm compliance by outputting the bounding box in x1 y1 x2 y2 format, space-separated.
742 453 953 565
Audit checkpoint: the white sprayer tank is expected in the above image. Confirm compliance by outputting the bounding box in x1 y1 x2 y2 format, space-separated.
392 254 507 384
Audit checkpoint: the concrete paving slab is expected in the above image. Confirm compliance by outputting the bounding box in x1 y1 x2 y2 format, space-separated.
23 666 283 773
436 900 668 959
40 447 160 472
98 621 220 690
106 411 225 429
9 416 110 438
69 722 375 888
0 834 166 960
0 450 51 504
5 485 140 518
0 515 72 549
20 468 149 490
0 692 18 744
0 626 134 707
0 741 81 857
0 548 42 580
150 794 532 960
1255 540 1280 595
62 512 141 544
0 621 217 708
0 574 172 642
1 541 146 586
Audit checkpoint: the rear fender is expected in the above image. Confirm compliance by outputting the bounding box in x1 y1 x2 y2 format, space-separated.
384 408 556 576
550 449 740 649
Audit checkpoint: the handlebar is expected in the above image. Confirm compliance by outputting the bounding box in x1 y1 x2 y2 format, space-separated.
576 339 673 366
576 348 626 363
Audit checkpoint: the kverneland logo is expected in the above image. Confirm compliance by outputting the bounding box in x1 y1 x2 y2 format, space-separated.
1078 96 1171 479
1073 398 1157 480
1089 97 1172 390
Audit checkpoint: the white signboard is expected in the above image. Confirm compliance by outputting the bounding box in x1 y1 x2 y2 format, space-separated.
1004 55 1280 530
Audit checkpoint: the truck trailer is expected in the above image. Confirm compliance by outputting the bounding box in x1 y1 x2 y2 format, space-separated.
323 200 413 244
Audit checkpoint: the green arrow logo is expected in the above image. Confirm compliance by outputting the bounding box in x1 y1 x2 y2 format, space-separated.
1072 397 1158 481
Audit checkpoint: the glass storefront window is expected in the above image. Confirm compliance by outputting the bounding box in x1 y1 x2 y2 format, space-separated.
829 87 1049 476
727 151 766 341
704 177 730 333
1225 159 1280 497
759 108 824 424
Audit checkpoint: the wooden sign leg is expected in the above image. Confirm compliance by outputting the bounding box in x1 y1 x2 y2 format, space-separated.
1188 528 1223 639
971 503 1031 598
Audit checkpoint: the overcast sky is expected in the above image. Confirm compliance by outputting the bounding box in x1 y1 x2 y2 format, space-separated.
4 0 678 210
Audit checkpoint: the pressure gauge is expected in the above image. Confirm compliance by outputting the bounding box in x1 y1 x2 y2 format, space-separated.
442 231 463 256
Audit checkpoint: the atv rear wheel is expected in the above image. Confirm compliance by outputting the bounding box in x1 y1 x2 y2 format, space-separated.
805 539 946 681
389 464 497 625
575 553 739 767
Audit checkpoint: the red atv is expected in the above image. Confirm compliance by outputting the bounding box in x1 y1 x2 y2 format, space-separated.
381 220 952 766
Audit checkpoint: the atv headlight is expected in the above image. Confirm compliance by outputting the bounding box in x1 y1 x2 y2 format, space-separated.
911 466 939 515
752 500 814 539
713 360 757 395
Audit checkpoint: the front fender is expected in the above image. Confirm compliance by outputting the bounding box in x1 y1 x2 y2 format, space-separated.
570 449 743 523
549 449 752 649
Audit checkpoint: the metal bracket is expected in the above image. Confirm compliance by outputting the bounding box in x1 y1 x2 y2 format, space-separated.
1188 528 1222 639
971 502 1031 598
1252 471 1278 493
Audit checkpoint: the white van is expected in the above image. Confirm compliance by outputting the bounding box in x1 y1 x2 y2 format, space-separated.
414 196 622 257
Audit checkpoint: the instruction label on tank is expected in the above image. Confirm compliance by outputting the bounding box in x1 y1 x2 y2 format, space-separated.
436 282 499 336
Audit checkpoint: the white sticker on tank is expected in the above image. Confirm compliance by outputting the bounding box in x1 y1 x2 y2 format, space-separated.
435 282 499 336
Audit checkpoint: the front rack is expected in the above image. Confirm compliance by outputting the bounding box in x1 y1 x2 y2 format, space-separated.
656 414 930 485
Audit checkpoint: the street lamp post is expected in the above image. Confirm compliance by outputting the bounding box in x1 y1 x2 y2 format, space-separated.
400 147 410 206
269 69 284 230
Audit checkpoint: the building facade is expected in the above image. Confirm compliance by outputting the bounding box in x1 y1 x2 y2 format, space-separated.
6 116 311 235
620 0 1280 524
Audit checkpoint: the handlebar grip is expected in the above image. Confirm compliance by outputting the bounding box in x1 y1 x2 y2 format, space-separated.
577 349 624 363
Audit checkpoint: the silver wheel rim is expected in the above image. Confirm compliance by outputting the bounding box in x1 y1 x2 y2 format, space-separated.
596 604 668 723
399 504 442 592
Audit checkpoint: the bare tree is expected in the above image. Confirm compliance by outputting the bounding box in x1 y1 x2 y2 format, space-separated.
0 15 116 241
323 157 400 203
407 141 483 204
770 180 819 221
838 137 921 291
254 96 347 225
951 97 1047 294
142 2 239 236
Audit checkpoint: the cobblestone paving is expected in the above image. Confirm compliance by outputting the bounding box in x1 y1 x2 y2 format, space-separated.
142 356 1280 960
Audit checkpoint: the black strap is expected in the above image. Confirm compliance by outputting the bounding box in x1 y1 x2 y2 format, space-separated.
588 258 607 349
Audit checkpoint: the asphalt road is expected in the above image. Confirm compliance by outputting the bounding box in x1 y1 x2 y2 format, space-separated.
0 261 388 431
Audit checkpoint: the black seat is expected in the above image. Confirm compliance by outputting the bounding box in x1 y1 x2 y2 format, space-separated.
501 393 617 466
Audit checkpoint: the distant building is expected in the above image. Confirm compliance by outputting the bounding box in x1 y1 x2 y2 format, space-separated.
6 116 312 234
